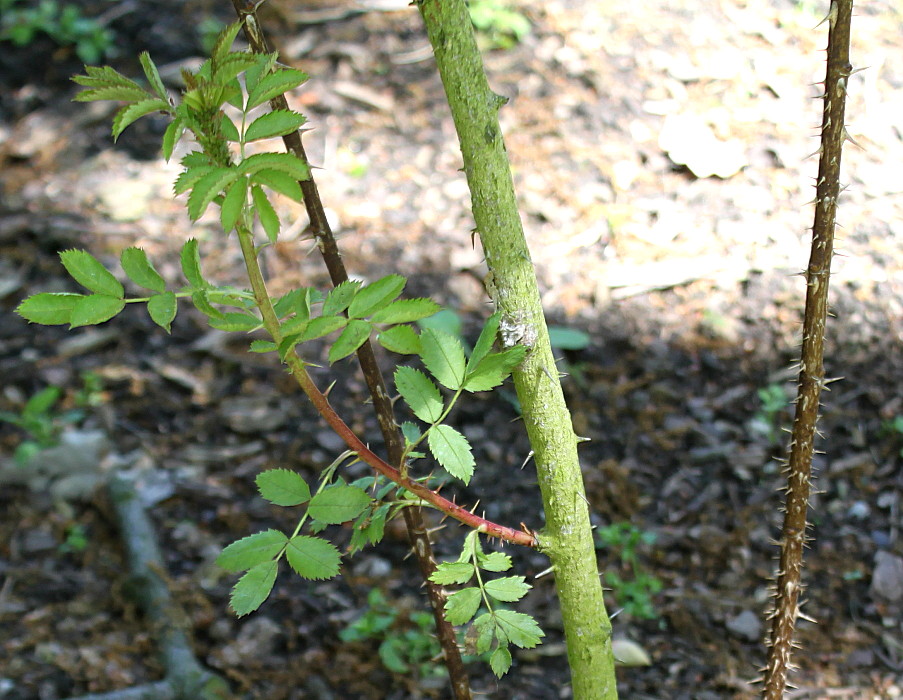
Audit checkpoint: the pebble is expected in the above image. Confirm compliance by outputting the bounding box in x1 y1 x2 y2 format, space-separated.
871 551 903 604
726 609 762 642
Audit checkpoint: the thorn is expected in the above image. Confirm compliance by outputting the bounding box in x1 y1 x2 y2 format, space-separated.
323 380 337 397
535 565 555 579
520 450 535 469
468 500 481 514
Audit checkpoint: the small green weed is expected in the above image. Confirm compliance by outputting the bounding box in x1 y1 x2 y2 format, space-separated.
59 523 90 554
881 415 903 457
467 0 530 50
340 588 444 677
595 522 662 620
750 383 789 446
0 0 114 64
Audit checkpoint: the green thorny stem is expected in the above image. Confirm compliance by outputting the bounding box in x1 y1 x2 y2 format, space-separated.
415 0 616 697
763 0 853 696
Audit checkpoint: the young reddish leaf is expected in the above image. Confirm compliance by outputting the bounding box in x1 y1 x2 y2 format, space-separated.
394 366 443 423
120 247 165 293
147 291 177 332
251 185 280 243
255 468 311 507
69 294 125 328
60 249 123 298
347 274 406 319
244 109 307 142
16 293 84 325
428 424 475 484
285 535 341 580
229 560 278 617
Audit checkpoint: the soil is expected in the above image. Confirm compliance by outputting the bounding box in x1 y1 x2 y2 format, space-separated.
1 0 902 698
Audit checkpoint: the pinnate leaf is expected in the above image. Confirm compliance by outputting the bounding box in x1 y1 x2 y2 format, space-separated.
244 109 307 142
229 560 278 617
112 98 171 140
72 65 148 102
428 424 475 484
252 185 280 243
347 274 405 319
328 319 372 364
369 298 440 324
147 291 177 332
217 529 288 572
285 535 341 580
16 293 84 325
256 468 310 507
377 324 420 355
308 484 371 524
69 295 125 327
247 67 309 111
429 561 475 586
483 576 530 603
445 587 482 625
120 247 165 293
394 366 442 423
420 328 466 390
60 250 123 298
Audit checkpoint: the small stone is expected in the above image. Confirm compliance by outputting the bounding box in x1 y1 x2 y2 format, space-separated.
871 551 903 603
726 609 762 642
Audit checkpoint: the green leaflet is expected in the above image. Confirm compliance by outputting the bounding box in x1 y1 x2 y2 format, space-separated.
147 291 177 332
256 468 311 507
427 424 474 484
444 587 481 625
59 249 123 298
252 185 280 243
16 293 83 325
246 67 309 111
308 484 371 524
217 529 288 572
328 320 372 363
394 366 443 423
377 324 420 355
369 298 440 324
285 535 341 580
69 295 125 328
120 247 165 293
229 560 278 616
180 239 206 288
244 109 307 142
420 328 466 390
347 274 406 319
